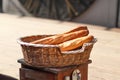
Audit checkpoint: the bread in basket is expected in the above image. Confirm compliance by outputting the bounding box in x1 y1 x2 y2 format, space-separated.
17 26 96 67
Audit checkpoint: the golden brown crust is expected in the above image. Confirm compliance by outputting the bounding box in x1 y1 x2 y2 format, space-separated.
64 26 88 34
31 30 89 45
59 35 94 51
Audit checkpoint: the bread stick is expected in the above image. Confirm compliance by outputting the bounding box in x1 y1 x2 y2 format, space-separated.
59 35 94 51
31 30 89 45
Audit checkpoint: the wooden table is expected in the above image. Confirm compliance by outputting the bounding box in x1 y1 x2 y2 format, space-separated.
18 59 92 80
1 14 120 80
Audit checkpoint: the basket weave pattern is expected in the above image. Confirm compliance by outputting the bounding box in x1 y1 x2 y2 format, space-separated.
18 35 95 67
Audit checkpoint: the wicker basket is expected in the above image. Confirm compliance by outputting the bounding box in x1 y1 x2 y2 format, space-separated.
17 35 96 67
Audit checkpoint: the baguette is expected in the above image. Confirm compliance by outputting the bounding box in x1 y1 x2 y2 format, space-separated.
31 30 89 45
64 26 88 34
59 35 94 51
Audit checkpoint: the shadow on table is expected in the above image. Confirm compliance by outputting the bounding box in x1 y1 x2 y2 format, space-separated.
0 74 17 80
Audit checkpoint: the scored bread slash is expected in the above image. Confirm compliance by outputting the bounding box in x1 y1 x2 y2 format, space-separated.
31 30 89 45
64 26 88 34
59 35 94 51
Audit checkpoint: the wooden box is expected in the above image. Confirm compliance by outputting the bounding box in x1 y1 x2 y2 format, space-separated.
18 59 91 80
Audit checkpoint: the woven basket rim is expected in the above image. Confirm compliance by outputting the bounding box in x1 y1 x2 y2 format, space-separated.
17 35 59 48
17 35 97 54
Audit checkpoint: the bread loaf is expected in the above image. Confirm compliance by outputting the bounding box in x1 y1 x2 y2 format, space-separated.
31 30 89 45
59 35 94 51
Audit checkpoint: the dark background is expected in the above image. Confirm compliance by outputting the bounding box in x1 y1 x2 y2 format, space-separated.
0 0 2 12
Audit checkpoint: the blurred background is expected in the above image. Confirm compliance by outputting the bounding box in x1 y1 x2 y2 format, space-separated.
0 0 120 28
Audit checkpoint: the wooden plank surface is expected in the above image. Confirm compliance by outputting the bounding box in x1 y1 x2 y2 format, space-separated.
0 13 120 80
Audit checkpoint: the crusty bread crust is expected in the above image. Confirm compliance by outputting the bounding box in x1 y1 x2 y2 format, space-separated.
30 26 94 51
59 35 94 51
64 26 88 33
31 30 89 45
